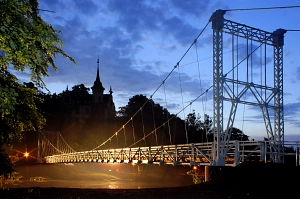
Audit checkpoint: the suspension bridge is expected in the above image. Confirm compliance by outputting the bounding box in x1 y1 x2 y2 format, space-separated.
38 10 299 167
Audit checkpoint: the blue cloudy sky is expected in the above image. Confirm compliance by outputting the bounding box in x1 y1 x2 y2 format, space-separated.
19 0 300 140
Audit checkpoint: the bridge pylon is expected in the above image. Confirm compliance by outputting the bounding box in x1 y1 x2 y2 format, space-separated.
37 130 61 163
209 10 285 166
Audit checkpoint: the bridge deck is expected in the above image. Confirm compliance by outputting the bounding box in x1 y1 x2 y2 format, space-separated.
44 141 300 166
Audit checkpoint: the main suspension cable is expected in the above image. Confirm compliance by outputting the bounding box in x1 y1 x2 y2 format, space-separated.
224 5 300 12
127 86 213 148
92 21 211 150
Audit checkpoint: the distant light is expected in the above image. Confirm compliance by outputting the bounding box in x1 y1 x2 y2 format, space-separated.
193 166 197 170
24 152 29 158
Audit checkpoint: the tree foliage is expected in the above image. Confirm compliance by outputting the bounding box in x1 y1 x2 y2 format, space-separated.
118 95 249 146
117 94 187 146
117 94 151 118
0 147 14 178
72 84 90 94
228 127 249 141
0 0 75 88
185 111 213 143
185 111 249 142
0 0 75 177
186 111 212 132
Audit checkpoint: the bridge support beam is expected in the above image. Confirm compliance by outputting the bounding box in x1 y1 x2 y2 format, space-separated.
209 9 286 165
272 29 286 163
210 9 226 166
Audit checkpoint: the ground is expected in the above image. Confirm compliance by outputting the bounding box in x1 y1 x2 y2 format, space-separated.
1 162 298 198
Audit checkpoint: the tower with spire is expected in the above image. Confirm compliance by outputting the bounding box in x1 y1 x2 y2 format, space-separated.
91 58 105 103
61 58 116 126
90 58 116 122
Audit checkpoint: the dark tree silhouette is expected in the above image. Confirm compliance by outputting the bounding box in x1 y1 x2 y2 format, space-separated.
0 0 75 177
117 94 187 146
185 111 213 143
229 127 249 141
72 84 90 94
185 111 249 143
206 127 249 142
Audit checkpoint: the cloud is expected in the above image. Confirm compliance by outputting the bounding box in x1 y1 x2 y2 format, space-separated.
162 16 199 46
39 0 211 102
169 0 213 18
36 0 300 134
74 0 98 16
106 0 164 40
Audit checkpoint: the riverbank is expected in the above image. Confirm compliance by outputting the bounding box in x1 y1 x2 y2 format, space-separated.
1 162 298 198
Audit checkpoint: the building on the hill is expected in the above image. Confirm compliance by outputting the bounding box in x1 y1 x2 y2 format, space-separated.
61 59 116 125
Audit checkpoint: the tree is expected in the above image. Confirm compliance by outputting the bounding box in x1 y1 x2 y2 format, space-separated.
185 111 213 143
69 84 91 104
0 0 75 177
117 94 187 146
72 84 90 94
206 127 249 142
117 94 151 118
186 112 248 143
229 127 249 141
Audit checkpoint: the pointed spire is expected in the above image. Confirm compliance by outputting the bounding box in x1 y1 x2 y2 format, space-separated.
92 57 105 92
66 85 69 91
96 57 100 81
109 86 113 95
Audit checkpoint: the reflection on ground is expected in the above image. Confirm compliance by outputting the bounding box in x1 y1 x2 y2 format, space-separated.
5 163 194 189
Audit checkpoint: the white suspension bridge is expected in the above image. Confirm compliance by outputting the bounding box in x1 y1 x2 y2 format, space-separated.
39 10 300 167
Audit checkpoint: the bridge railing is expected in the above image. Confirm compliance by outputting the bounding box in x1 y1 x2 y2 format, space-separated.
44 140 300 166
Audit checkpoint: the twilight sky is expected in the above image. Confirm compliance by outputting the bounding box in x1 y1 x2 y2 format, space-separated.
18 0 300 140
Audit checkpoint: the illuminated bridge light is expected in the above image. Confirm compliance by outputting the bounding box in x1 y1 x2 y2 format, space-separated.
24 152 29 158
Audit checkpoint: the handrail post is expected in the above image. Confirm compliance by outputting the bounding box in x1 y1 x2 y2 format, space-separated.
296 142 299 166
175 145 178 163
191 143 195 165
260 142 266 163
234 140 240 166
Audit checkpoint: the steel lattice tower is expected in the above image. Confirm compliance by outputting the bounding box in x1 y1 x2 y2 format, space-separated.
209 10 286 166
